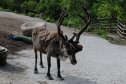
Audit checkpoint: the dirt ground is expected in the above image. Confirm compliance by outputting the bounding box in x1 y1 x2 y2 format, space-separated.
0 17 32 54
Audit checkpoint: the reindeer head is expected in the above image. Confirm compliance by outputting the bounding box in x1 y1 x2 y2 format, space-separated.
57 6 91 65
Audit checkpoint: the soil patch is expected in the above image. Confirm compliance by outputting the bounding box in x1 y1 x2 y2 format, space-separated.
108 34 126 45
0 17 32 55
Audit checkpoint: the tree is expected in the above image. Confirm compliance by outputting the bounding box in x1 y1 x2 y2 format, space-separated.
92 0 122 19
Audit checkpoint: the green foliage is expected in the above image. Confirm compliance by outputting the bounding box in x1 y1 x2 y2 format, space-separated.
44 16 55 23
92 0 123 19
1 0 126 21
5 8 12 12
8 0 15 5
28 12 35 17
60 0 71 9
0 7 4 11
92 1 111 18
117 0 126 20
63 16 81 27
35 1 46 13
0 0 4 4
36 0 61 20
1 0 126 34
60 0 83 15
21 0 37 10
92 28 108 39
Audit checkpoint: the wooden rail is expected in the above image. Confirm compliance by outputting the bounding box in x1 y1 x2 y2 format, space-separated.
117 21 126 38
89 19 117 33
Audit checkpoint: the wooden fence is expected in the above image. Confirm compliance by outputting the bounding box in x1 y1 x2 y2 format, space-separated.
117 21 126 38
88 19 117 33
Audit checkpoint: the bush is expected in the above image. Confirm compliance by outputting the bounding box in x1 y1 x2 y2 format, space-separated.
63 16 82 28
28 12 35 17
43 16 55 23
92 28 108 39
21 0 37 11
5 8 12 12
63 18 74 27
0 7 4 11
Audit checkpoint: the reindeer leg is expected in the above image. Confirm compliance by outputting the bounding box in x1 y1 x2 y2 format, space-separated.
57 57 64 80
46 55 53 80
34 49 38 74
40 52 44 68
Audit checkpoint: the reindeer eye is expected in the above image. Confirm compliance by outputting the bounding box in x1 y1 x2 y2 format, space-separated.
67 44 70 47
66 43 70 48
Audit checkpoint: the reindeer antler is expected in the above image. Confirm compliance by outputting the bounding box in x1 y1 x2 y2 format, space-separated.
57 8 68 41
68 33 76 42
69 6 91 43
75 6 91 43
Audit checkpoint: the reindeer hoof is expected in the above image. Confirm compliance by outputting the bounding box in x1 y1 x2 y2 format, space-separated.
34 70 38 74
46 76 53 80
40 65 44 68
58 77 64 81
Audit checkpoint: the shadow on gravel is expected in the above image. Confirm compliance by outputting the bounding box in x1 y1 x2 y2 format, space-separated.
0 63 26 73
64 75 97 84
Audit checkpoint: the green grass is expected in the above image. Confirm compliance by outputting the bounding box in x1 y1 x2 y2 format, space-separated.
91 28 109 39
28 12 35 17
0 7 13 12
43 16 55 23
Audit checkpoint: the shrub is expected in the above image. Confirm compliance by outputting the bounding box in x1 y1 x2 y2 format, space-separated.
43 16 55 23
21 0 37 11
28 12 35 17
0 7 4 11
63 16 82 28
92 28 108 39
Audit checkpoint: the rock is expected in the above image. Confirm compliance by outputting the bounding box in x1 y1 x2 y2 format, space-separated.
21 22 46 37
0 46 5 52
0 46 8 66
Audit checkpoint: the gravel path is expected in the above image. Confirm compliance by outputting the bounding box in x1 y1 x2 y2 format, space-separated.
0 12 126 84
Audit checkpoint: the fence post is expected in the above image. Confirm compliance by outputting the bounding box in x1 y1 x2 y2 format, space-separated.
117 20 126 38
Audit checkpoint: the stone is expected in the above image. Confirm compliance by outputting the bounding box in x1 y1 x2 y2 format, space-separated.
21 22 46 37
0 46 8 66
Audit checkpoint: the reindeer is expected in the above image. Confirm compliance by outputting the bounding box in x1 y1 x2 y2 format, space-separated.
32 6 91 80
